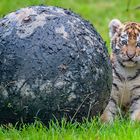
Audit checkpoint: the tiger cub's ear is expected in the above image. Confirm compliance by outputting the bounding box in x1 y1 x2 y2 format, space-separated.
109 19 122 38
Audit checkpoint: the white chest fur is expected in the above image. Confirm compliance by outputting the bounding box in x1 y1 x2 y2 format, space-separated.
113 61 140 106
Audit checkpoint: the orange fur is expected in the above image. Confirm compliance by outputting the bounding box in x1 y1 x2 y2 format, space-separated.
101 19 140 122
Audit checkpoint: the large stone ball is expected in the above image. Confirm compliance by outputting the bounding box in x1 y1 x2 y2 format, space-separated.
0 6 112 124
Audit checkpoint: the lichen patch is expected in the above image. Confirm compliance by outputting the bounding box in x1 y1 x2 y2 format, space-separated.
68 92 76 102
4 7 57 38
16 12 47 38
55 25 69 39
39 81 53 94
15 79 36 99
0 85 8 99
7 7 37 23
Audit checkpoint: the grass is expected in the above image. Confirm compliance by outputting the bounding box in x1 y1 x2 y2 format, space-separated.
0 119 140 140
0 0 140 139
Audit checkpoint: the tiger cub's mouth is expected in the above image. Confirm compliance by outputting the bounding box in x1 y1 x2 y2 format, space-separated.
121 59 138 67
119 53 140 67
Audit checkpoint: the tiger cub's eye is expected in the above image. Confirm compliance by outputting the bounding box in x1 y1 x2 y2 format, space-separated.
121 40 127 45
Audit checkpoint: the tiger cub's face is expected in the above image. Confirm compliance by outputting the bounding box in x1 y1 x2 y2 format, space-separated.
109 19 140 67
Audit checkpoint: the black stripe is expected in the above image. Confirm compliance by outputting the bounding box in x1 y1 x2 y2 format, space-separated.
109 109 116 116
130 95 140 106
130 110 134 114
127 69 140 81
111 42 120 55
110 97 117 106
131 85 140 91
118 60 125 67
112 83 119 91
113 67 125 81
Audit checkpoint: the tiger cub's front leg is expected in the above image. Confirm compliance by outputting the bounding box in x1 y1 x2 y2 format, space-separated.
101 87 119 123
130 87 140 121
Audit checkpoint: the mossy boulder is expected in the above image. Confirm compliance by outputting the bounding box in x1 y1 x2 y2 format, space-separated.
0 6 112 124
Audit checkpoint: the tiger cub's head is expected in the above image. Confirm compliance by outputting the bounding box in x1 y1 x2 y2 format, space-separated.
109 19 140 67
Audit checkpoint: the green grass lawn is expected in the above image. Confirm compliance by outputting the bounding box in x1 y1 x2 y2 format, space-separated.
0 119 140 140
0 0 140 139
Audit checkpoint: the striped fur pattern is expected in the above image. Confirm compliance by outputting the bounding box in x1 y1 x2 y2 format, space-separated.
101 19 140 122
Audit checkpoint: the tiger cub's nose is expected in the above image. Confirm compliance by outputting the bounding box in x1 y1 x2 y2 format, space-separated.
126 52 135 59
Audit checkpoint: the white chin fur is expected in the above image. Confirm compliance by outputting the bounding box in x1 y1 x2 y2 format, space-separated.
133 56 140 62
119 55 140 66
122 61 137 67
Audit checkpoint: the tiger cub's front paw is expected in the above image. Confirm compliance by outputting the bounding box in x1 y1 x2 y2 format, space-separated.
100 111 114 123
130 110 140 121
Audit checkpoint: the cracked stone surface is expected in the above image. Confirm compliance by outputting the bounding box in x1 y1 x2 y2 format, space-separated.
0 6 112 124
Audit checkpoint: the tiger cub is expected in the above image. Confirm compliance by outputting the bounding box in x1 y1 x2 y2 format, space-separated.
101 19 140 122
